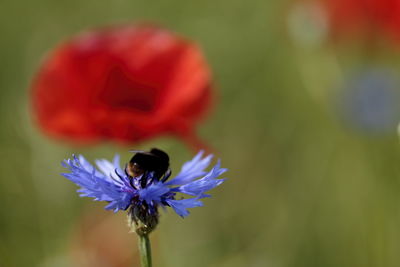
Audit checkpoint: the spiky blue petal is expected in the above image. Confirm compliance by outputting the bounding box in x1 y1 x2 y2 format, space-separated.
166 198 204 217
61 155 135 212
173 160 227 197
139 182 170 204
165 151 213 185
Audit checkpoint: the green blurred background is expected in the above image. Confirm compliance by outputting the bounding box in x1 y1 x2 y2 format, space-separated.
1 0 400 266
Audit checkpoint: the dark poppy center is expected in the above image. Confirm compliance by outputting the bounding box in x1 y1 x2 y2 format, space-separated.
100 66 159 112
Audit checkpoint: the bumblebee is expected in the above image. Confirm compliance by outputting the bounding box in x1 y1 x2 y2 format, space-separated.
127 148 171 186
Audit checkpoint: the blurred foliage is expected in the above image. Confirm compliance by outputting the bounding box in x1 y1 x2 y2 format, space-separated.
1 0 400 266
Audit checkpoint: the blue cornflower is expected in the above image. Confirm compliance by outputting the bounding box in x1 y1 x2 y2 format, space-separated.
61 150 226 234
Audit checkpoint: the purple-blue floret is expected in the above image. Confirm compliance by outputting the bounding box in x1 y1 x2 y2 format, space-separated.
61 151 226 217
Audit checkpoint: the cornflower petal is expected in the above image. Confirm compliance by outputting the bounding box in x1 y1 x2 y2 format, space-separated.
138 182 170 204
61 155 135 212
165 151 213 185
173 160 227 196
165 198 204 217
95 155 125 185
95 158 115 176
104 192 133 212
78 155 102 177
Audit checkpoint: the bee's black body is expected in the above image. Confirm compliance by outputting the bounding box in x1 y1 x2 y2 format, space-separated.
127 148 170 186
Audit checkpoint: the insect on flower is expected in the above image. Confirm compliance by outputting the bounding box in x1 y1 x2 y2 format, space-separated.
61 149 226 234
127 148 171 185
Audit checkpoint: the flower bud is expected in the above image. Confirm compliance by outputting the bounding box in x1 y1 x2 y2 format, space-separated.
127 204 159 236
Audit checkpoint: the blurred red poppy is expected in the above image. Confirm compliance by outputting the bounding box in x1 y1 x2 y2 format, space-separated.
321 0 400 43
31 25 213 148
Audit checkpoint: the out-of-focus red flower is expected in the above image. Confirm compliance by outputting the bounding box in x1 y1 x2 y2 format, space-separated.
321 0 400 43
31 25 213 148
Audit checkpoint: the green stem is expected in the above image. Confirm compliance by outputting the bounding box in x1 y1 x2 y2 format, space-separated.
138 234 152 267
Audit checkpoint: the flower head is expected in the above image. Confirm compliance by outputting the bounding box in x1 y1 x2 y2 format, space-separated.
62 150 226 234
338 67 400 133
32 25 213 147
320 0 400 44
